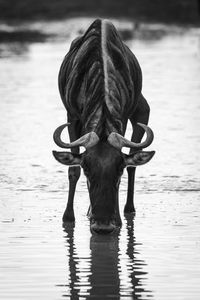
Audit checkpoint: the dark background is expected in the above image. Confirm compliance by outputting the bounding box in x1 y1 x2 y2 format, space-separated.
0 0 199 24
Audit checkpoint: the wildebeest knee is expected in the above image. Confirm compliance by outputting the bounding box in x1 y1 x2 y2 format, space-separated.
68 166 81 182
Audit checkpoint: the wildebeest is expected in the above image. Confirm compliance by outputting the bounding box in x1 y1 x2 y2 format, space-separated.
53 19 155 234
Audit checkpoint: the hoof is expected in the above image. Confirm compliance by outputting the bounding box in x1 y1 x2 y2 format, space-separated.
124 205 135 215
62 212 75 223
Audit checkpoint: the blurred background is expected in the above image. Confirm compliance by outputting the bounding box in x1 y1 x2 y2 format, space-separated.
1 1 200 300
0 0 199 48
0 0 199 23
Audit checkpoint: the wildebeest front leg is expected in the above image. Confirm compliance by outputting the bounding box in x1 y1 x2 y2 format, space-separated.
124 94 150 214
63 120 81 223
115 189 122 227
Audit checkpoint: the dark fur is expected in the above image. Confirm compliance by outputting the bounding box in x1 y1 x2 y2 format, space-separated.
58 19 142 137
82 142 124 222
56 19 152 228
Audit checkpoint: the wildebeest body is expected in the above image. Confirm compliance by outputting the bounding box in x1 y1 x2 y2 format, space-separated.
53 19 155 234
58 19 142 137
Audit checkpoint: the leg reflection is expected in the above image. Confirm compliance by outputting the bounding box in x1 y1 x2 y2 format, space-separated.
63 224 79 299
62 218 152 299
122 214 153 299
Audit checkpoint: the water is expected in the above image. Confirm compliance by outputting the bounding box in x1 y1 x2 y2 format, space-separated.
0 18 200 300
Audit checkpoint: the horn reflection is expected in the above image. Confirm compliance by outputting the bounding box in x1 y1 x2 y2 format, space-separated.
61 217 152 299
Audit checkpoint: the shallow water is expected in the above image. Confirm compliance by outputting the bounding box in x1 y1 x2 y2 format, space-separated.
0 18 200 300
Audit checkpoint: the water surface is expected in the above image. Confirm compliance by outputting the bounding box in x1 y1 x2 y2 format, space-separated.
0 18 200 300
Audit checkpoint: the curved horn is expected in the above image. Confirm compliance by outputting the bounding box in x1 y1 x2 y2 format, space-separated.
53 123 99 149
107 122 154 150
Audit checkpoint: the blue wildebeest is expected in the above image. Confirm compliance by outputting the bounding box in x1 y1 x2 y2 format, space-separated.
53 19 155 234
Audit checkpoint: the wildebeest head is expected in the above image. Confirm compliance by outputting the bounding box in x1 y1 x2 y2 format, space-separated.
53 123 154 233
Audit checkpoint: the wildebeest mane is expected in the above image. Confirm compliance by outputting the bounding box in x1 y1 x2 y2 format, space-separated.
58 19 142 138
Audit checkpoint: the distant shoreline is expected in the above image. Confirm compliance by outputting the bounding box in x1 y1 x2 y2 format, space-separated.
0 0 199 26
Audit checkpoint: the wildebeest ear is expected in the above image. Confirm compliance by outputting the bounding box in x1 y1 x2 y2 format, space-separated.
125 151 155 167
52 151 82 166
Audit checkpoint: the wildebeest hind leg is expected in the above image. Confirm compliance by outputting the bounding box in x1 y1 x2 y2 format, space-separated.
124 94 150 214
63 119 81 223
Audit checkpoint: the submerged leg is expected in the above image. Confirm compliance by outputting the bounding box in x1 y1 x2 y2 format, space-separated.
63 120 81 223
125 167 136 213
63 166 81 222
124 94 150 214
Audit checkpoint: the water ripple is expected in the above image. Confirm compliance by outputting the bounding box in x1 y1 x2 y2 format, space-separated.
0 18 200 300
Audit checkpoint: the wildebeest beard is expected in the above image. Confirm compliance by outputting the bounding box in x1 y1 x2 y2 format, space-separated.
82 142 124 223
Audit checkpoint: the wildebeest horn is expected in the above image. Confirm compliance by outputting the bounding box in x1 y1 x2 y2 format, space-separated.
107 122 154 150
53 123 99 149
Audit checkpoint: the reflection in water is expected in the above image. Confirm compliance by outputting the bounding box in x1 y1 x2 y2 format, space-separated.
120 216 152 299
64 224 80 299
89 234 120 299
63 217 152 299
1 18 200 300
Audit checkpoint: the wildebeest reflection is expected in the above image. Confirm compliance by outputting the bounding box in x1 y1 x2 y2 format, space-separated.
62 217 152 299
53 19 155 233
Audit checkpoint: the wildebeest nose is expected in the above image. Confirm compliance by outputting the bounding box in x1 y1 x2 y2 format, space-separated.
91 221 116 234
